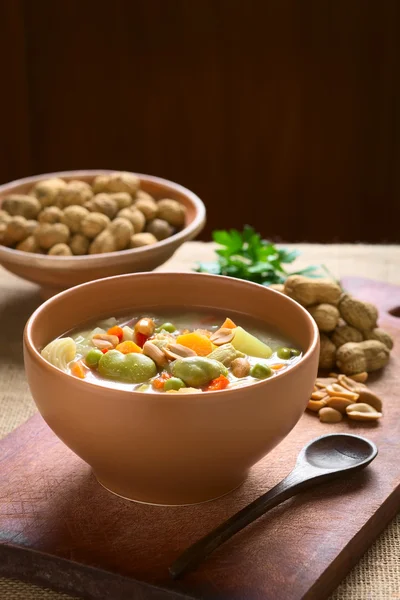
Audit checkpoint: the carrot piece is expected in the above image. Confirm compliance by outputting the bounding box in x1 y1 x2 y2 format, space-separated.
116 341 143 354
271 364 285 371
207 375 229 391
101 348 109 354
152 377 166 390
107 326 124 342
221 318 237 329
176 333 213 356
161 371 172 380
71 360 86 379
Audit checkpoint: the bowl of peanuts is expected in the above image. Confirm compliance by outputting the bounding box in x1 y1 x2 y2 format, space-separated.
0 170 206 298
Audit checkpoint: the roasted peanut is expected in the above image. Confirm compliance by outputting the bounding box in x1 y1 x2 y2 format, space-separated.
38 206 64 224
146 218 174 241
349 372 368 383
31 178 67 207
331 322 363 347
81 212 110 239
325 383 359 401
69 233 90 255
339 294 378 331
210 328 235 346
163 343 197 361
61 205 90 233
110 192 133 209
16 235 39 253
135 197 158 220
336 340 390 375
284 275 342 307
89 230 117 254
365 327 394 350
337 374 367 393
56 180 93 207
93 172 140 195
346 403 382 421
2 194 41 219
34 223 70 250
117 208 146 233
326 396 354 413
231 357 251 378
307 397 329 412
319 333 336 369
356 389 383 412
88 194 118 219
157 198 186 227
143 341 168 367
130 232 158 247
48 243 73 256
92 333 119 346
308 303 339 333
319 407 343 423
108 217 134 250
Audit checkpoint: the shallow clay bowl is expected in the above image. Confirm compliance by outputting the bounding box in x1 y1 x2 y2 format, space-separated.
0 170 205 298
24 272 319 506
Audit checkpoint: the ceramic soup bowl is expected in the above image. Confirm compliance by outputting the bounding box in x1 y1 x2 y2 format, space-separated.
24 272 319 505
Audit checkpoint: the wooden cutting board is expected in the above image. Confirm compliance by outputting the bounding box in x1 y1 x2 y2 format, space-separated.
0 277 399 600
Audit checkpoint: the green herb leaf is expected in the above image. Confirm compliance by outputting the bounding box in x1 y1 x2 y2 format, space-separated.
195 227 325 286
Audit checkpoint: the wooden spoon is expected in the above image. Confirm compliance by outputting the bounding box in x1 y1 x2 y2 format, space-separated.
170 433 377 579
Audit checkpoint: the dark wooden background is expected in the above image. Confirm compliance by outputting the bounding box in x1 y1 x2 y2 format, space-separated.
1 0 399 243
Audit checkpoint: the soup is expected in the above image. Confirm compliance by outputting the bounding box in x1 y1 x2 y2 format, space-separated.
40 309 302 393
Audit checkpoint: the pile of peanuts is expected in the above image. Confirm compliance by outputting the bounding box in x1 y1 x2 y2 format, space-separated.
0 172 186 256
270 275 393 425
308 372 382 423
272 275 393 375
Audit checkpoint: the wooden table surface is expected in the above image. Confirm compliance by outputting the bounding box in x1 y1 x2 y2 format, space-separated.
0 242 399 600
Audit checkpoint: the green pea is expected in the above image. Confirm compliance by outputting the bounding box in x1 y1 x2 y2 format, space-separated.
85 348 103 368
164 377 186 391
250 363 273 379
277 347 291 360
290 348 301 358
156 322 176 333
98 350 157 383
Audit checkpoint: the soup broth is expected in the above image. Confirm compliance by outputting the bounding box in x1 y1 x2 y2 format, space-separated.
41 308 302 393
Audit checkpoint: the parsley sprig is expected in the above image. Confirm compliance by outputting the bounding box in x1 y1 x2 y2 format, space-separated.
196 226 327 286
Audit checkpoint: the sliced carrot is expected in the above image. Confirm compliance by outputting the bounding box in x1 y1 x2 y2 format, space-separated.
271 364 285 370
207 375 229 391
107 326 124 341
116 341 143 354
176 332 213 356
71 360 86 379
101 348 109 354
221 317 237 329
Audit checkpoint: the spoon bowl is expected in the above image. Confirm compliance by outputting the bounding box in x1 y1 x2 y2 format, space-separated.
303 434 377 471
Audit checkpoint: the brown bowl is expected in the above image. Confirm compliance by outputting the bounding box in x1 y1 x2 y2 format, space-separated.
0 170 205 298
24 272 319 505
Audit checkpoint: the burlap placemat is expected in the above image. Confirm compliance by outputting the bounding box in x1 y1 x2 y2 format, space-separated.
1 243 399 600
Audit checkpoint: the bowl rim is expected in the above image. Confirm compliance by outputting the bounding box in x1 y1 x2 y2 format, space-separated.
24 272 320 399
0 169 206 265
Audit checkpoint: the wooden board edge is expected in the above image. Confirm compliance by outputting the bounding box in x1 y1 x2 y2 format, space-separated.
0 544 193 600
304 484 400 600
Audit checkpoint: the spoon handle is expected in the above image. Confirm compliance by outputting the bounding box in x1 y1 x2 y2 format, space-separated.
169 466 325 580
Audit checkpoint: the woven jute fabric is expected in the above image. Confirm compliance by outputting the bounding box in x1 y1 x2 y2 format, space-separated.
1 243 399 600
